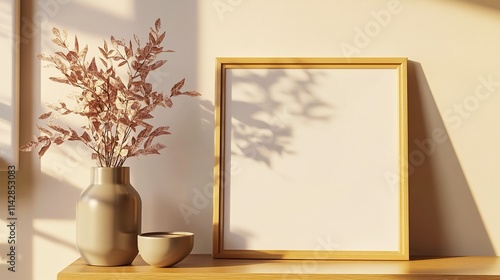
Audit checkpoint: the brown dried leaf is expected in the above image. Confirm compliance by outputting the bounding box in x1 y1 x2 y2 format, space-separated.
67 51 78 62
19 140 38 152
47 124 70 135
79 45 88 60
138 112 154 120
88 57 97 72
137 127 152 140
151 122 170 136
54 51 66 59
52 27 61 37
182 91 202 97
143 136 153 149
103 39 108 52
150 60 166 71
98 46 107 58
81 131 91 143
39 111 52 119
110 36 118 48
52 38 65 48
37 135 50 142
157 31 166 44
69 128 80 140
69 72 79 84
155 18 161 32
36 125 53 136
37 53 49 61
49 77 70 85
164 97 173 108
61 29 67 41
54 137 65 145
99 57 108 67
47 103 59 110
133 34 140 46
38 141 51 157
149 33 156 45
170 78 185 96
133 143 166 157
91 120 101 131
118 38 126 46
74 35 79 52
144 126 170 148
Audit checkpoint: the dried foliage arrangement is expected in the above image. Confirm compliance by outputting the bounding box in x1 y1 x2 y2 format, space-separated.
20 19 200 167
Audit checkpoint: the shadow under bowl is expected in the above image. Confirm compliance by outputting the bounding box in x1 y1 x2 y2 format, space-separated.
138 231 194 267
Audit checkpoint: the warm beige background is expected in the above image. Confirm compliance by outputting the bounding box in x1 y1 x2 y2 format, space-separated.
1 0 500 279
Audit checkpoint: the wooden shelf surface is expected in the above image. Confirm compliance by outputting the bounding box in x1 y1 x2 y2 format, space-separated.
57 254 500 279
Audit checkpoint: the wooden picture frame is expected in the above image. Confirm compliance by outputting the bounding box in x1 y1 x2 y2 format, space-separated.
0 0 20 170
213 57 408 260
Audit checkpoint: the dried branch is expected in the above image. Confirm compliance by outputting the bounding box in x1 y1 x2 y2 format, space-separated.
20 18 201 167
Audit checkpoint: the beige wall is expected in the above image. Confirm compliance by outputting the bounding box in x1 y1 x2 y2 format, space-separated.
1 0 500 279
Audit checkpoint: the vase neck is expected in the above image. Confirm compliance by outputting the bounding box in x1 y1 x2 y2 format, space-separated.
91 167 130 184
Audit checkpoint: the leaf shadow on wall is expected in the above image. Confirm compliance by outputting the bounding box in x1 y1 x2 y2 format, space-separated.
215 68 334 253
227 68 333 167
407 61 495 256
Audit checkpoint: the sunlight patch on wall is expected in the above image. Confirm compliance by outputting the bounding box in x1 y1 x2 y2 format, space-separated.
40 143 93 189
33 219 76 248
0 90 12 107
76 0 135 20
0 118 12 147
33 219 79 280
0 217 8 263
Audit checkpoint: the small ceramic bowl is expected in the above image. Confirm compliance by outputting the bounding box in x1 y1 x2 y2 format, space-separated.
138 231 194 267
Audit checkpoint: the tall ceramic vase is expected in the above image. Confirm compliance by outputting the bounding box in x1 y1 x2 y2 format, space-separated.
76 167 142 266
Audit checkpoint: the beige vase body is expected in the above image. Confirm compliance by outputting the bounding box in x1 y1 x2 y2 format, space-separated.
76 167 142 266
